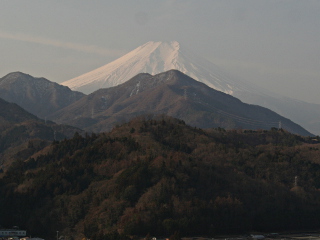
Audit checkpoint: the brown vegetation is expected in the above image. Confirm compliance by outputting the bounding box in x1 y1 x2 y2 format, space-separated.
0 116 320 240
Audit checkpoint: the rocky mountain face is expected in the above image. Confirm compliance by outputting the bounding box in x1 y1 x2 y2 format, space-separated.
0 72 85 119
0 97 83 169
61 41 320 135
52 70 312 136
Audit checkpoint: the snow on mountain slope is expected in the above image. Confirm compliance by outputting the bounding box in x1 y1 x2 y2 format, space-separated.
61 41 255 95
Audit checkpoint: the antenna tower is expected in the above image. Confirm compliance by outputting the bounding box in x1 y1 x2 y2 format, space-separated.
294 176 298 187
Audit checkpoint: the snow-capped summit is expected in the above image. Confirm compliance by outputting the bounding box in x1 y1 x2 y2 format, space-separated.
61 41 251 94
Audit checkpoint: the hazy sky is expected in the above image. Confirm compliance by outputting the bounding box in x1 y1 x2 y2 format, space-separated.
1 0 319 104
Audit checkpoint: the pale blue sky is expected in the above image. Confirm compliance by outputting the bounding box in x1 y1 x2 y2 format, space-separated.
0 0 319 103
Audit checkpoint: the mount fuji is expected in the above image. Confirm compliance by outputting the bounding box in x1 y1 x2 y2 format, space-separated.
62 41 320 135
61 41 254 95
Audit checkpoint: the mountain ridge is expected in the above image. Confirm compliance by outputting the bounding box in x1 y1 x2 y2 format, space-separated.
53 70 312 136
0 72 85 119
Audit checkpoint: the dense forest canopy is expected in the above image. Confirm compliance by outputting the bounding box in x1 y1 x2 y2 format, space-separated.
1 115 320 240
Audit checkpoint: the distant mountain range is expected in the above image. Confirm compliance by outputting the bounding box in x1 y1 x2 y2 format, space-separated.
0 69 313 137
61 41 320 135
0 72 85 119
52 70 312 136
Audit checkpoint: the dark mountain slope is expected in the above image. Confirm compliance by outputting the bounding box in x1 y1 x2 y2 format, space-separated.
0 97 38 125
0 97 83 169
0 72 85 118
0 116 320 239
51 70 312 136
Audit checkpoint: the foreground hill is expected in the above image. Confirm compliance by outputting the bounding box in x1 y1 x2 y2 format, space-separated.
0 72 85 119
52 70 312 136
1 116 320 239
0 97 83 169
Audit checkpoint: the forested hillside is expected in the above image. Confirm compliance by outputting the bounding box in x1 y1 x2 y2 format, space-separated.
1 116 320 240
0 97 83 169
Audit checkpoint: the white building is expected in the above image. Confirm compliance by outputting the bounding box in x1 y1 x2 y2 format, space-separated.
0 228 26 238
